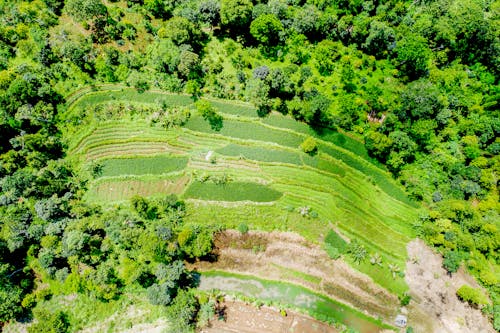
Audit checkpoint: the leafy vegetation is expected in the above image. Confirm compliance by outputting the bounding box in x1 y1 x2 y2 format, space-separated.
0 0 498 330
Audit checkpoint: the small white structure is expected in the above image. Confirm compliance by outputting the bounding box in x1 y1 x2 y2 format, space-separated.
205 150 214 161
395 314 407 328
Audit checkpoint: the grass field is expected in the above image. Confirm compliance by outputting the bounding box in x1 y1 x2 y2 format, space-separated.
63 85 420 299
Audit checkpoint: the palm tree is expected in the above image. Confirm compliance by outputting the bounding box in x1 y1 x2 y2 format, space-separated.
388 264 401 279
370 253 383 267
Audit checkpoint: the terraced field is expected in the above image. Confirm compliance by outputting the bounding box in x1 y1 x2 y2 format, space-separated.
63 86 420 325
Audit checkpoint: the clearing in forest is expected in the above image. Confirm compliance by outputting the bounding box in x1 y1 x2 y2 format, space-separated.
62 86 421 327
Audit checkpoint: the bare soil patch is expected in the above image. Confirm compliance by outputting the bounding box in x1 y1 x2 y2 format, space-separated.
190 230 399 324
405 239 494 333
200 299 338 333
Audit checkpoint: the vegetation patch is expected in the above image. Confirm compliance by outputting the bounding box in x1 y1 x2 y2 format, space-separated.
184 181 282 202
217 144 303 165
96 155 188 177
185 116 304 148
199 271 390 332
86 176 189 202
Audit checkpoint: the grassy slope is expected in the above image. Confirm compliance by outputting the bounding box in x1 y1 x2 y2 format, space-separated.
63 86 420 296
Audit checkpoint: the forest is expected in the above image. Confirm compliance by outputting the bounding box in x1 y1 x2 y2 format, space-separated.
0 0 498 331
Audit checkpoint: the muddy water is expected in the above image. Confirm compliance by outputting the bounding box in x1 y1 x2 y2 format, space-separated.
198 272 387 333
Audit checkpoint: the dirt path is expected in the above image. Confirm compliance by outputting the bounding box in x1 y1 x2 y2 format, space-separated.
405 239 494 333
190 231 400 324
200 299 338 333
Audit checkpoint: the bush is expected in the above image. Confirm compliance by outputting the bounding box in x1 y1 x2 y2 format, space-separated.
196 100 223 131
456 285 489 308
167 289 199 332
300 136 318 155
443 250 461 274
399 293 411 306
28 309 70 333
238 223 249 234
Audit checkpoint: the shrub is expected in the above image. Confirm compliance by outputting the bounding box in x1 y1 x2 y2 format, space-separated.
456 285 489 308
167 289 199 332
28 309 70 333
399 293 411 306
443 250 461 274
300 136 318 155
238 223 249 234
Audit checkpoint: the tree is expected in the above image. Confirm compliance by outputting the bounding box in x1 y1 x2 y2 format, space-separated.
443 250 461 274
220 0 253 32
146 282 174 306
28 309 70 333
0 280 23 323
364 130 392 160
64 0 107 21
314 40 340 75
300 137 318 155
246 78 271 117
396 33 432 80
250 14 283 45
161 17 201 47
198 0 220 28
363 20 395 58
167 289 199 331
196 100 223 131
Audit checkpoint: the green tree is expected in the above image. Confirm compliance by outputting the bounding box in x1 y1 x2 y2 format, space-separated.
196 100 223 131
443 250 461 274
220 0 253 32
300 136 318 155
363 20 395 58
396 33 432 80
167 289 199 331
250 14 283 45
28 309 70 333
64 0 106 21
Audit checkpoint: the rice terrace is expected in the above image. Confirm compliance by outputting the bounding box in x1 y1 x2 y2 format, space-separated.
1 0 498 331
63 85 422 331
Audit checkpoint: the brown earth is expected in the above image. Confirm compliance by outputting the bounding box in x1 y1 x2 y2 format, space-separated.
200 299 338 333
405 239 495 333
190 230 400 324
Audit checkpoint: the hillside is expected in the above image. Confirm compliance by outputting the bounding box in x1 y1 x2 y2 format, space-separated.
0 0 498 332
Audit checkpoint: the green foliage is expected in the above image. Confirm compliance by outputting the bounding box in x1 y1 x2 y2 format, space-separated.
396 34 432 79
300 136 318 155
325 230 348 254
456 285 489 308
220 0 253 32
347 240 368 265
238 223 249 234
184 181 282 203
28 309 70 333
399 293 411 306
250 14 283 45
196 100 223 131
178 225 214 259
65 0 106 21
97 156 188 178
443 251 461 274
167 289 199 331
1 0 498 328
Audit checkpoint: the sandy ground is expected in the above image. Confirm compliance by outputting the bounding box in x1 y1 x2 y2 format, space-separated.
405 239 495 333
190 230 400 324
200 299 339 333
